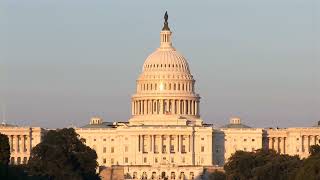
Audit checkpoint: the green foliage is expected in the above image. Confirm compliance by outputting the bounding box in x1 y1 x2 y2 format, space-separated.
28 128 99 180
224 149 301 180
0 133 10 165
309 145 320 156
0 133 10 179
295 154 320 180
208 170 226 180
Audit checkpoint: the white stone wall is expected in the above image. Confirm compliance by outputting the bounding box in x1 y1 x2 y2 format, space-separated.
0 126 45 164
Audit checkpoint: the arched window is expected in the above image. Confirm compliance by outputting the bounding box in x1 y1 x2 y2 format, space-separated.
169 83 171 90
155 83 157 90
174 84 176 90
178 84 180 90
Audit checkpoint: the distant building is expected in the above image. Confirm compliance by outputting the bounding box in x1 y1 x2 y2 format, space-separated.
0 123 46 164
214 117 264 166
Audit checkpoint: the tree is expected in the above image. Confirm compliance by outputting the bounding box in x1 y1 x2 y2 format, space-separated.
208 170 226 180
224 151 256 180
0 133 10 165
309 145 320 156
224 149 302 180
294 154 320 180
28 128 99 180
0 133 10 178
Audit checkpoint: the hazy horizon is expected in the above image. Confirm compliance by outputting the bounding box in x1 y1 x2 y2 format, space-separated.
1 0 319 128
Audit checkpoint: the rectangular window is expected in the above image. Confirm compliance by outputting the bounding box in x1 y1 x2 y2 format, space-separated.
201 138 204 140
125 157 128 163
170 145 175 153
103 138 106 141
155 158 158 163
162 145 167 153
103 158 106 164
182 145 186 153
111 158 114 164
111 147 114 153
125 146 128 152
144 157 147 163
252 139 255 142
103 147 106 153
201 146 205 152
244 139 247 142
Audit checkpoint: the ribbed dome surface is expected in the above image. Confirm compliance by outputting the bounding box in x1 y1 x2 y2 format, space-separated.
142 48 190 73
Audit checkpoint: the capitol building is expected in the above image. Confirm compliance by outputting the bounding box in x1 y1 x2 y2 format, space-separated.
1 13 320 180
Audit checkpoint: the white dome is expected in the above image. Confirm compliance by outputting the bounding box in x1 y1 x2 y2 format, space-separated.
142 48 190 73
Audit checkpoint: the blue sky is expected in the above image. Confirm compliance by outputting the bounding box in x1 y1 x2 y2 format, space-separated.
1 0 319 128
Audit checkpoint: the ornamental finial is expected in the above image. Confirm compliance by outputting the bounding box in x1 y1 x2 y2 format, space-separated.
162 11 170 31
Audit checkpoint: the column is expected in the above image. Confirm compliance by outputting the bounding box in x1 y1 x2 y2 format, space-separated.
268 137 273 150
178 100 181 114
188 135 191 152
307 136 311 153
131 101 134 115
188 100 192 115
151 100 154 114
191 134 195 165
16 135 19 152
195 101 198 116
180 135 183 153
135 101 137 115
138 135 140 152
142 135 144 153
22 135 26 152
274 137 277 152
184 100 187 114
301 136 304 152
144 100 147 115
150 135 153 153
304 135 309 153
161 135 164 153
26 135 30 152
282 137 286 154
177 135 180 153
9 135 13 152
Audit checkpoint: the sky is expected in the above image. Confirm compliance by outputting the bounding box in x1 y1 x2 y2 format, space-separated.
0 0 319 128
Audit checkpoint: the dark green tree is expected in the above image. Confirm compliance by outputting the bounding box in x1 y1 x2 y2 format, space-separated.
28 128 99 180
0 133 10 165
208 170 226 180
294 154 320 180
309 145 320 156
0 133 11 178
224 149 302 180
224 150 256 180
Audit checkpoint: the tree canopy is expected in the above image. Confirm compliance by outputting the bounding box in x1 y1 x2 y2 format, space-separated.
0 133 10 165
28 128 99 180
0 133 11 178
294 145 320 180
224 149 301 180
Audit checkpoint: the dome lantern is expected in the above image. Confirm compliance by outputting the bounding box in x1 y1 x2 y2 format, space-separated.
160 11 173 49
